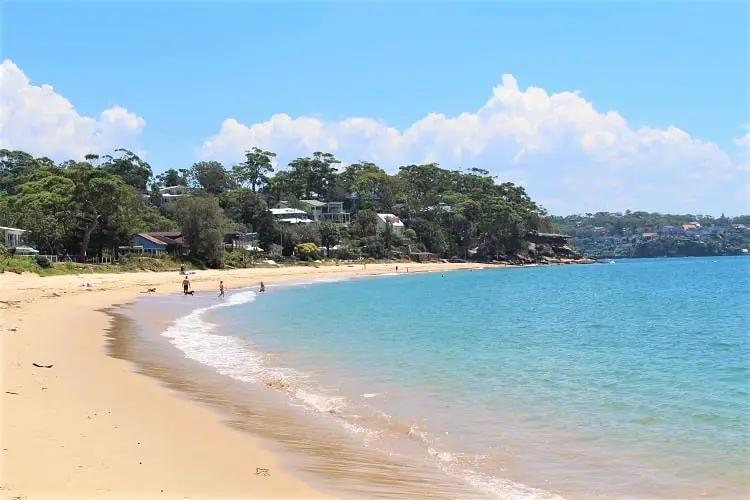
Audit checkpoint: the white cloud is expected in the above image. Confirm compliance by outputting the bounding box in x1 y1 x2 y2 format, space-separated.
199 75 747 215
734 132 750 148
0 59 145 160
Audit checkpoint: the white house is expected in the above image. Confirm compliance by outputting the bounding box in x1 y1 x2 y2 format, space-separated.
270 207 313 224
299 199 350 224
0 226 38 254
376 214 405 234
159 185 190 204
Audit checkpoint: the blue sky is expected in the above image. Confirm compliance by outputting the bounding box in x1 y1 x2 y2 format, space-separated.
2 1 748 215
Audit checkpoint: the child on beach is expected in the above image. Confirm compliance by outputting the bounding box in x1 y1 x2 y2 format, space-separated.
218 280 225 298
259 281 266 293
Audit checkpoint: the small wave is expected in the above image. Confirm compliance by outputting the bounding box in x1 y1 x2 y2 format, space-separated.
159 289 564 500
159 290 345 418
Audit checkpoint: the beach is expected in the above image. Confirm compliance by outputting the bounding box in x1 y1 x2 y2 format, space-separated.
0 262 486 500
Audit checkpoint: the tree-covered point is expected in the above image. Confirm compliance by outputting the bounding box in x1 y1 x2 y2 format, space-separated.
1 146 566 267
551 211 750 258
550 211 750 238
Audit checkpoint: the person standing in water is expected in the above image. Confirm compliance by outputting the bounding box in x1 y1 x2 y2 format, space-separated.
218 280 225 298
182 276 191 295
259 281 266 293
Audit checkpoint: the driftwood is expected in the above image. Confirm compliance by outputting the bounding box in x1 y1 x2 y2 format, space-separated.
32 363 53 369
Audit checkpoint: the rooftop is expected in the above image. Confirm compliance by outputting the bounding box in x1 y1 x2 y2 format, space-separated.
299 199 327 207
0 226 28 233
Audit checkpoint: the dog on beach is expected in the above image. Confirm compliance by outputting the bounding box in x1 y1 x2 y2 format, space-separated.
184 290 195 296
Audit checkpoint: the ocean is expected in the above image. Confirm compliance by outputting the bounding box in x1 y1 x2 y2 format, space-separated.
140 257 749 499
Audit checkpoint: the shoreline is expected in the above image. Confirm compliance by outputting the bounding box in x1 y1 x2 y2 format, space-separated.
1 262 496 500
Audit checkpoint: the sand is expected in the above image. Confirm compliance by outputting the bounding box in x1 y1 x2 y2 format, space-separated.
0 262 488 500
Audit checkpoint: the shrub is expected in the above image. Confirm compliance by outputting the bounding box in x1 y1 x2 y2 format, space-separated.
0 244 9 259
295 242 321 261
34 255 52 268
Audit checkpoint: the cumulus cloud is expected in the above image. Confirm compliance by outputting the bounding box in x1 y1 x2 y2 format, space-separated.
0 59 145 160
199 75 746 215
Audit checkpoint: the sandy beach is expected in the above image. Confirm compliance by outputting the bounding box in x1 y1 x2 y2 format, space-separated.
0 262 488 500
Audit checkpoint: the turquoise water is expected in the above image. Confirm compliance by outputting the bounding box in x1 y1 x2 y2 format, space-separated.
177 258 748 498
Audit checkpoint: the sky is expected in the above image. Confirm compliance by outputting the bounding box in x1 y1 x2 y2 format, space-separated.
1 1 748 216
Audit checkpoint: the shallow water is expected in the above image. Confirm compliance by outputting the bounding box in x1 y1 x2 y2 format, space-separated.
129 258 750 499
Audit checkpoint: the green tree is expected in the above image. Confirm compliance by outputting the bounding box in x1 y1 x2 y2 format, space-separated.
233 147 276 192
295 242 321 261
219 188 268 231
319 222 340 255
98 149 153 192
172 196 225 266
352 209 378 238
156 168 190 187
189 161 232 195
256 209 280 251
67 161 137 261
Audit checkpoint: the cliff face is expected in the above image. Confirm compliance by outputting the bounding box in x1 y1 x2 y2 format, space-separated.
505 231 590 264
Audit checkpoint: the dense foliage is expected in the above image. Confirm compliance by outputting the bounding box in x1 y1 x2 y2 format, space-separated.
0 147 560 267
551 212 750 258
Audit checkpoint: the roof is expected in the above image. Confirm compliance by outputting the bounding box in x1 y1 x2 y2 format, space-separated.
299 199 327 207
138 232 185 246
270 207 307 215
0 226 28 233
280 218 313 224
136 233 168 246
376 213 404 226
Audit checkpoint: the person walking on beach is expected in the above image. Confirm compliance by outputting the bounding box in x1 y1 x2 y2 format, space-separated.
218 280 225 298
182 276 191 295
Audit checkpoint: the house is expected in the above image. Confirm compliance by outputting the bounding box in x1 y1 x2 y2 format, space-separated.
159 185 190 204
270 207 313 224
642 232 658 239
376 213 405 234
425 202 453 214
661 226 683 236
682 223 699 231
299 200 351 224
0 226 38 254
132 232 186 255
225 232 263 252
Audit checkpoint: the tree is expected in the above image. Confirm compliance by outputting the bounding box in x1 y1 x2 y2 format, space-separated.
287 152 341 199
352 209 378 238
295 242 321 261
294 223 321 246
319 222 340 255
411 218 449 255
219 188 267 231
156 168 190 187
189 161 232 195
172 196 225 266
99 149 153 192
382 220 394 252
233 147 276 192
256 209 280 251
68 161 137 261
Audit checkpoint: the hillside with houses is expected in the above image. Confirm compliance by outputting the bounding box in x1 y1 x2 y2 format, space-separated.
551 212 750 258
0 148 590 272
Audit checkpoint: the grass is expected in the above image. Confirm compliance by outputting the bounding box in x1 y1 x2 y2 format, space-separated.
0 255 186 276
